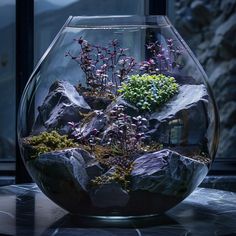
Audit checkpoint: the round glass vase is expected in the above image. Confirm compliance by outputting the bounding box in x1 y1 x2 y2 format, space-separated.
18 15 219 218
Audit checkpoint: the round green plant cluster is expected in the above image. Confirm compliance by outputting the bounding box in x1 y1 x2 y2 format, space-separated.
119 74 179 111
24 131 77 158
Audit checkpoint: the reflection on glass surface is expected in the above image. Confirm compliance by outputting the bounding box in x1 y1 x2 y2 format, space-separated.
0 0 16 161
34 0 144 63
18 15 219 217
1 183 236 235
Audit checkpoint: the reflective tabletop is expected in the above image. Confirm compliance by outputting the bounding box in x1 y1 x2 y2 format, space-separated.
0 184 236 236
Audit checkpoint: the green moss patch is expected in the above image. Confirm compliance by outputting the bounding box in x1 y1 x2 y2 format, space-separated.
23 131 77 158
119 74 179 111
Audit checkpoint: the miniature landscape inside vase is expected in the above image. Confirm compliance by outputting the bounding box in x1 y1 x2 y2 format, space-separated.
18 17 218 217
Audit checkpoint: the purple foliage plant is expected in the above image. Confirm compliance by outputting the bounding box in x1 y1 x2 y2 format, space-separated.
66 37 136 96
103 105 148 155
139 39 184 75
68 105 149 155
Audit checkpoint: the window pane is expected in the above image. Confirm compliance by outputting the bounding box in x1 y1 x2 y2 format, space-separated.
34 0 144 62
0 0 16 162
174 1 236 160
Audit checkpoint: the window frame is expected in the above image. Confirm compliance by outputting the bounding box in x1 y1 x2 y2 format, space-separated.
0 0 235 183
15 0 34 183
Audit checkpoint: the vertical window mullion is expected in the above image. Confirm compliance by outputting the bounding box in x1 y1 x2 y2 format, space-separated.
15 0 34 183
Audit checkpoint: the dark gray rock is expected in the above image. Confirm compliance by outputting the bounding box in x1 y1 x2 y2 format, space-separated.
190 1 211 25
215 14 236 55
221 102 236 127
77 111 107 139
131 149 208 196
177 15 200 35
216 13 236 39
220 0 236 18
106 95 139 116
209 60 236 109
32 80 91 134
147 84 209 145
175 0 236 161
83 95 112 110
90 182 129 208
150 85 208 122
217 126 236 158
29 148 103 192
89 166 129 208
209 62 228 87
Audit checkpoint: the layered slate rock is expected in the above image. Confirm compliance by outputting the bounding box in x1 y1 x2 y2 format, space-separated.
29 148 103 192
175 0 236 158
32 80 91 134
28 148 103 212
190 1 210 25
106 95 139 116
149 84 208 122
147 84 209 145
83 95 113 110
90 183 129 208
131 149 208 197
76 111 108 139
89 166 129 208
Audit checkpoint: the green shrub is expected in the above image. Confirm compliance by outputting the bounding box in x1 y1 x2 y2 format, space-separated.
24 131 77 158
119 74 179 111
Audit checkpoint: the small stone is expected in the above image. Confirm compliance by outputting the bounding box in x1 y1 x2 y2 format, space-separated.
106 95 139 116
32 80 91 134
86 161 104 180
78 111 107 139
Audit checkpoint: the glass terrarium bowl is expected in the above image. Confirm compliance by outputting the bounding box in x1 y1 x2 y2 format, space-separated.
18 15 219 218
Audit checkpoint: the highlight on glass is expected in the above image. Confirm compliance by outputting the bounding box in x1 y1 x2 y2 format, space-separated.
18 15 219 217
